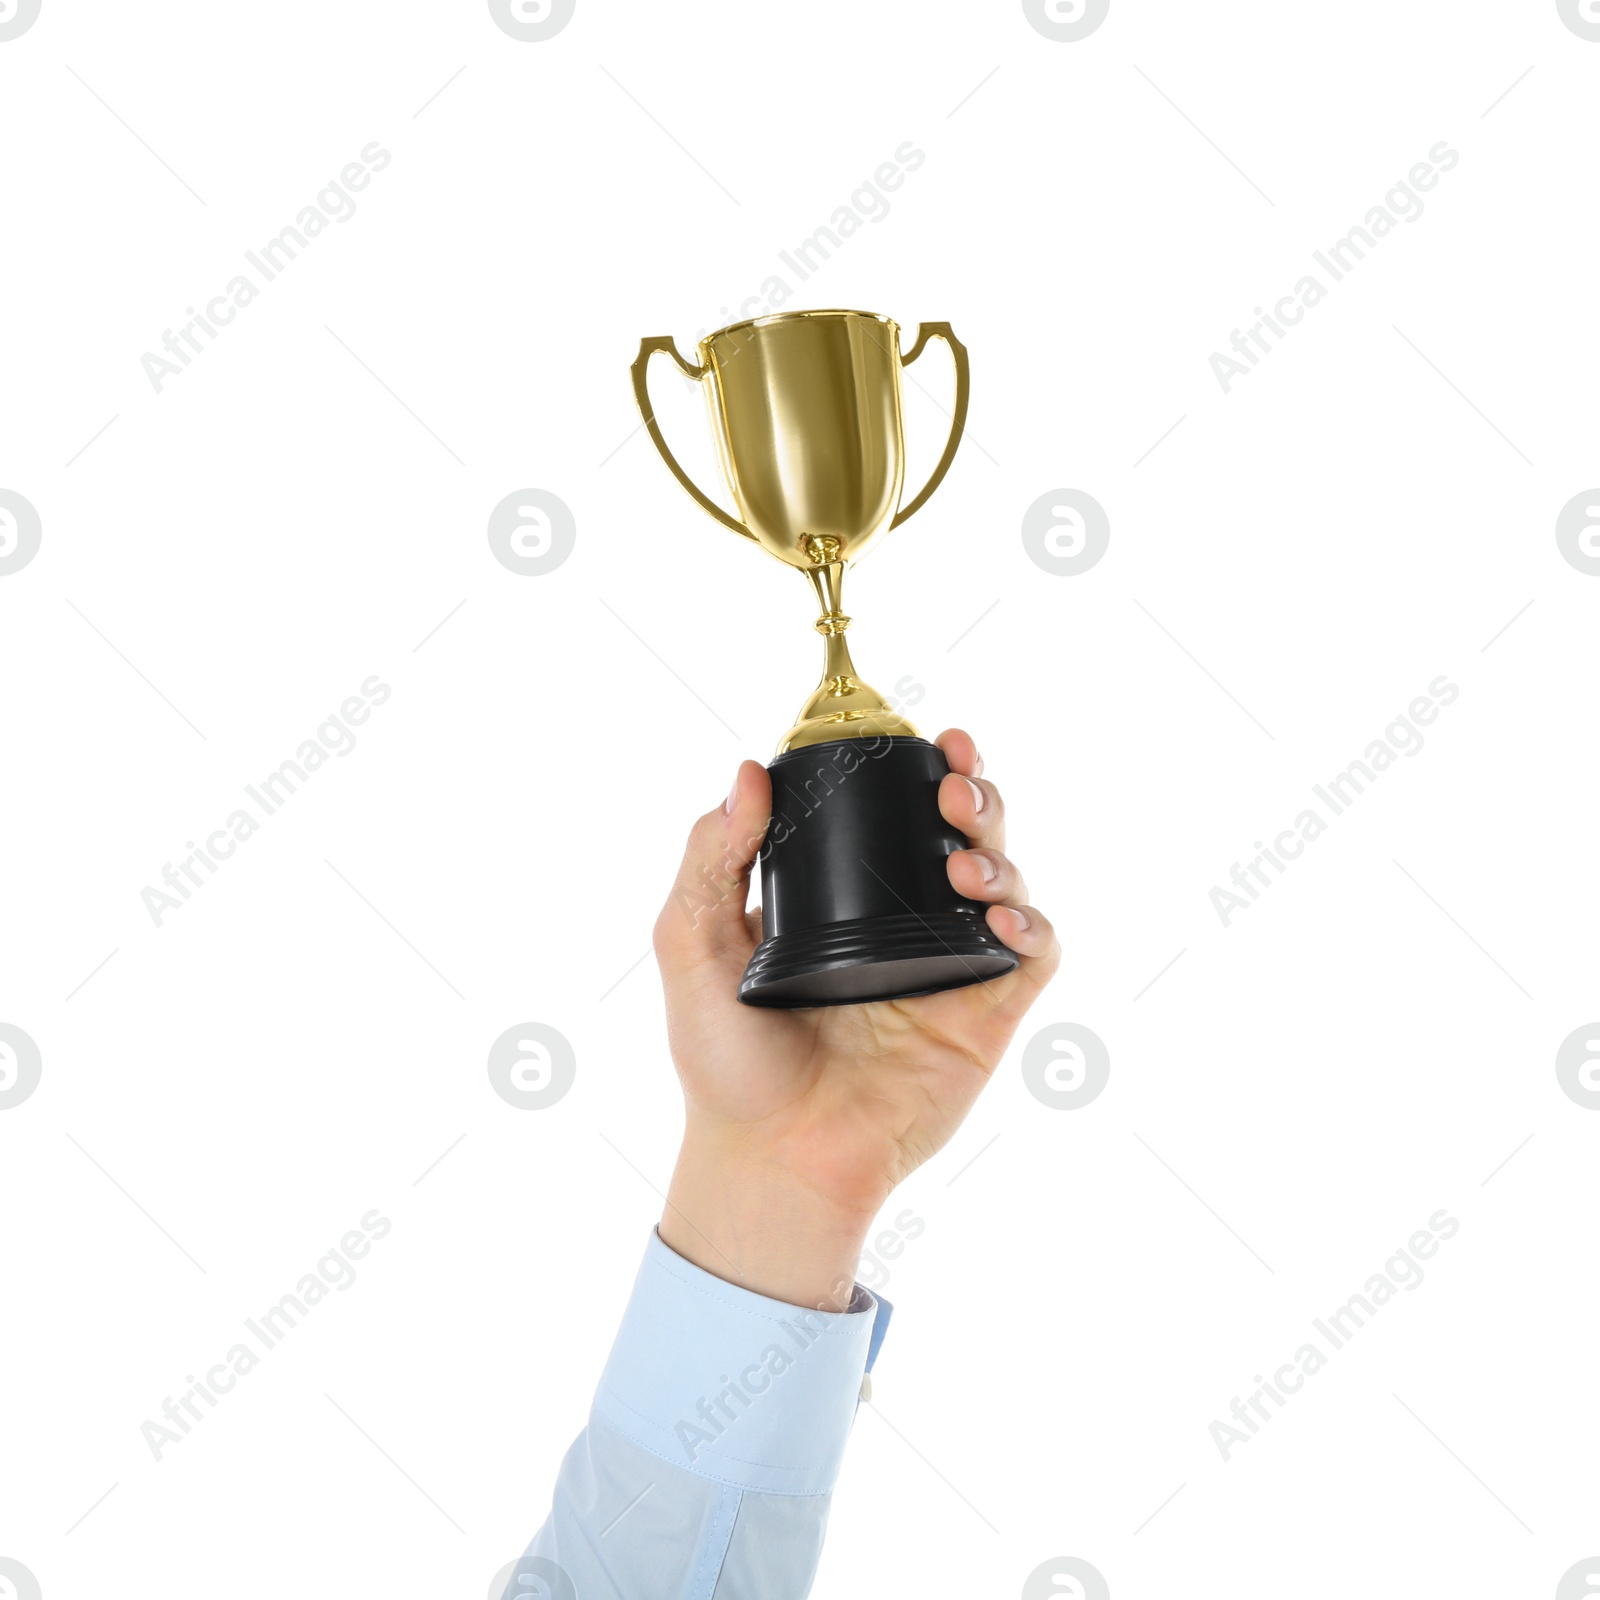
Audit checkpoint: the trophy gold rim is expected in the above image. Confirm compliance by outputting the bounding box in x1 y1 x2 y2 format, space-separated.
696 306 898 352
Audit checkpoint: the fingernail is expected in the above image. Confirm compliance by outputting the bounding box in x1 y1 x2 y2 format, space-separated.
724 770 740 814
974 852 998 883
963 778 985 812
1010 907 1031 932
972 751 985 777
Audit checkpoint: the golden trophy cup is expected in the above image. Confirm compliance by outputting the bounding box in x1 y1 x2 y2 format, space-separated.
631 308 1018 1006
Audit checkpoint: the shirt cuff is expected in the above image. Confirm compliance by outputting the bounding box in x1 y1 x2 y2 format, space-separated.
591 1229 892 1496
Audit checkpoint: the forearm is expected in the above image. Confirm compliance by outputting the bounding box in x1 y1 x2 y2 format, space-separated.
660 1122 885 1312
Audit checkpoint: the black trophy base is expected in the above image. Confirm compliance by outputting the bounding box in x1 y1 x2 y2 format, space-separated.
738 736 1019 1009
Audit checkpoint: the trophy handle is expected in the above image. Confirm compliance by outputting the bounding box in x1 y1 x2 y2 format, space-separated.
891 322 970 529
630 336 755 542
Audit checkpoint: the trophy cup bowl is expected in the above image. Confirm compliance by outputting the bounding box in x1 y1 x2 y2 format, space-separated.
632 308 1019 1007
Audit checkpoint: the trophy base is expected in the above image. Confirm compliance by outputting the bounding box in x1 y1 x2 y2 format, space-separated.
740 910 1017 1008
738 736 1020 1009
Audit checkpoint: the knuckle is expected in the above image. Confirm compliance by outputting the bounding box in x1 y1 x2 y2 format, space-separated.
987 846 1013 870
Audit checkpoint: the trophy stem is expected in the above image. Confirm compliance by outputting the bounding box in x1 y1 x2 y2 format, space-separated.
776 554 922 753
804 559 857 682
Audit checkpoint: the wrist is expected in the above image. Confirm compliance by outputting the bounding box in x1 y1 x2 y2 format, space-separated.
660 1122 883 1312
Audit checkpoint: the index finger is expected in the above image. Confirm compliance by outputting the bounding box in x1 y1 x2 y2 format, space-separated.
935 727 983 779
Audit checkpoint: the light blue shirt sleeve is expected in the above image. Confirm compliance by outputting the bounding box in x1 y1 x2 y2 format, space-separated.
503 1229 892 1600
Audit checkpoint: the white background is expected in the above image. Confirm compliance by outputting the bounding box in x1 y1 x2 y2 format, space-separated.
2 2 1597 1597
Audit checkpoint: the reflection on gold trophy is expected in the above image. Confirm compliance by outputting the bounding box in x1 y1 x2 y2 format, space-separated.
632 310 1016 1007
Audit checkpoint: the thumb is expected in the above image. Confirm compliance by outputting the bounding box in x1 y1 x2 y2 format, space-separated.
653 760 771 977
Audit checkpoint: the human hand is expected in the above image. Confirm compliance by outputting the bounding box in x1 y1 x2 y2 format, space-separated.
652 729 1059 1309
